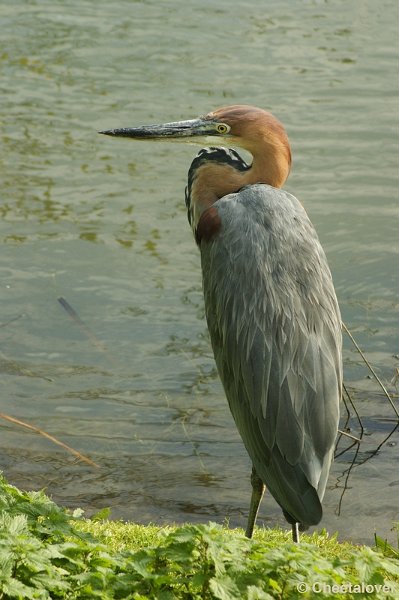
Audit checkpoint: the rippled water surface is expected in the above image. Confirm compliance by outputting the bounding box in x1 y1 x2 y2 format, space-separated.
1 0 398 544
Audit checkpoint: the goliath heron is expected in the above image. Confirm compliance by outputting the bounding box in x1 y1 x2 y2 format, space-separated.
100 105 342 542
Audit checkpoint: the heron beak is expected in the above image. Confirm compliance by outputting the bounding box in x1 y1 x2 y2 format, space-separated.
99 117 224 140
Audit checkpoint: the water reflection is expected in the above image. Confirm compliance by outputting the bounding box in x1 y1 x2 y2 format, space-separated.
0 0 398 545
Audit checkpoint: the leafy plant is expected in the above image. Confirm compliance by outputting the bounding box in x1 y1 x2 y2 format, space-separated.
0 474 398 599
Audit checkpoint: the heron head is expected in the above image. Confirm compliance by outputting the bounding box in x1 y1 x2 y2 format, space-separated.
100 104 291 187
100 105 288 150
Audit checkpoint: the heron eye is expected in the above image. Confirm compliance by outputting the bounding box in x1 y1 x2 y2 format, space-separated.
216 123 229 134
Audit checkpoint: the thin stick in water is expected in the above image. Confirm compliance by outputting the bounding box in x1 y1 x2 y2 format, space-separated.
57 296 106 352
342 322 399 419
0 412 99 468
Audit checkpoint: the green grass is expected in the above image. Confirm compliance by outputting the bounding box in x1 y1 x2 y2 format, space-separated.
0 473 398 599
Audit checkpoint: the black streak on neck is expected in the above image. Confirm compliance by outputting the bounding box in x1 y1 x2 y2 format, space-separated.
186 147 249 226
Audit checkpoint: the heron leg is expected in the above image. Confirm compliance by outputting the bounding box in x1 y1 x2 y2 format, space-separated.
292 522 300 543
245 466 265 538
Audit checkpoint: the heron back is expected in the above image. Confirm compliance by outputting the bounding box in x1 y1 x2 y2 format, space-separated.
199 183 342 526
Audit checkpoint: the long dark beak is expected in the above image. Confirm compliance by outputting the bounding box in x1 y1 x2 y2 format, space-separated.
99 117 222 140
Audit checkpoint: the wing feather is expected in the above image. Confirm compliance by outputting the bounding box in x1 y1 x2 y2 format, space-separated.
201 184 342 526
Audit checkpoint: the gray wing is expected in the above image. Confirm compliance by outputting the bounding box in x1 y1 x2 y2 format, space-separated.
200 184 342 526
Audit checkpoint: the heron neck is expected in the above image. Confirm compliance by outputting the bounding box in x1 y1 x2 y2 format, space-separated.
247 144 290 190
191 148 289 227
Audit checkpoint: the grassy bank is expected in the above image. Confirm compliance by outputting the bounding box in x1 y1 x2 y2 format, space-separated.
0 474 398 599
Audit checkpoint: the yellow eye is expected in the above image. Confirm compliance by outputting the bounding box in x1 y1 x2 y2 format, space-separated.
216 123 229 134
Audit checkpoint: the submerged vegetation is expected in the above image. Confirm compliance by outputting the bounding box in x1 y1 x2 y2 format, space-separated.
0 474 398 599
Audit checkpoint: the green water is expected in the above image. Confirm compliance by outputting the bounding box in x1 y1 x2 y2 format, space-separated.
1 0 398 543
